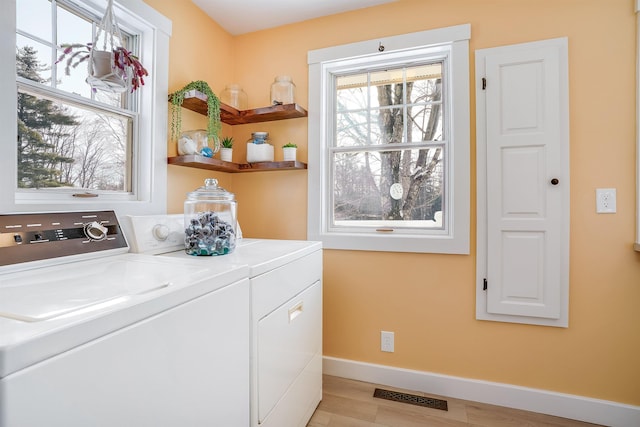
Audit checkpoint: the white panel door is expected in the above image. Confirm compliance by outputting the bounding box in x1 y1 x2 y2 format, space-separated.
476 38 570 326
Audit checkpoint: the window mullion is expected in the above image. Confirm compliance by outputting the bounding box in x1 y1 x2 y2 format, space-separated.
403 67 408 143
51 0 58 88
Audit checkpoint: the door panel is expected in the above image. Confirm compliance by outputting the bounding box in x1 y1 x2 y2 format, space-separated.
501 231 552 317
476 38 569 327
501 146 546 217
499 60 544 132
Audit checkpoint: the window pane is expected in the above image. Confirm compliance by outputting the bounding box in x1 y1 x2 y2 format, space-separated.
17 0 52 43
407 63 442 104
370 107 403 144
17 87 132 191
409 103 443 142
17 37 52 85
336 110 369 147
337 76 368 112
57 4 93 46
332 148 444 228
55 54 94 98
371 70 404 107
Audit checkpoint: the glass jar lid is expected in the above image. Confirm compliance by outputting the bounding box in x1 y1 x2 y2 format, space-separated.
274 75 293 83
187 178 235 201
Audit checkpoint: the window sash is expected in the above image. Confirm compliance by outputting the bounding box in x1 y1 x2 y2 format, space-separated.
329 145 447 233
17 82 136 193
328 55 450 229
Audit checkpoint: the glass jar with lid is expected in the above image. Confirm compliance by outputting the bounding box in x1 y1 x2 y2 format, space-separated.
270 75 295 105
220 84 248 110
178 129 219 157
246 131 274 162
184 178 237 256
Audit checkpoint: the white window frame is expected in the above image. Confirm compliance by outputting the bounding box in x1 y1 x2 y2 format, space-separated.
307 24 470 254
0 0 171 216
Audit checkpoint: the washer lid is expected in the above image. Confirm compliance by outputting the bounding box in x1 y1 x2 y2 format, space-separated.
0 253 250 380
0 258 193 322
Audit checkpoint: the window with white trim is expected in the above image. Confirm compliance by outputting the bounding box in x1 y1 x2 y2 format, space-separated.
0 0 171 215
307 25 470 253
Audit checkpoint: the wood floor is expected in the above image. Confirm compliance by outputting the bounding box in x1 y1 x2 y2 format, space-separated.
307 375 602 427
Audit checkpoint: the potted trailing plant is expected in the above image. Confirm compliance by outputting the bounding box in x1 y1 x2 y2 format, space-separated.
170 80 222 148
56 43 148 93
55 0 147 93
220 136 233 162
282 142 297 161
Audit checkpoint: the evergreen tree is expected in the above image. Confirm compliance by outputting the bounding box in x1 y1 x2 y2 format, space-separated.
16 46 76 188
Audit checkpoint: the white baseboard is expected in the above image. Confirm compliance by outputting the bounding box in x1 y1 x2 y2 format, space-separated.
323 356 640 427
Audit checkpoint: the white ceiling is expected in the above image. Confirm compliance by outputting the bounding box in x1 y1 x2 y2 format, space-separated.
191 0 398 35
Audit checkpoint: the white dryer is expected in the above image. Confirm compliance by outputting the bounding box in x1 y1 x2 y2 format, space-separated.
0 211 250 427
125 214 323 427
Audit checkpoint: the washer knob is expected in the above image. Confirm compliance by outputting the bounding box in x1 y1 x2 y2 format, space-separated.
84 221 108 241
152 224 170 241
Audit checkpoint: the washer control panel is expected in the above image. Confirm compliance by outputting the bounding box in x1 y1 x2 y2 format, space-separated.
122 214 185 255
0 211 128 267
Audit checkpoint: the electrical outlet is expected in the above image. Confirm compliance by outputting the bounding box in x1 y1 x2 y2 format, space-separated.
596 188 617 214
381 331 394 352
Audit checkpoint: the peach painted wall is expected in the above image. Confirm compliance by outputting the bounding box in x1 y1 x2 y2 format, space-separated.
144 0 236 211
145 0 640 405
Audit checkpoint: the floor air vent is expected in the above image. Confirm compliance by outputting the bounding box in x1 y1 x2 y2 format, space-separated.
373 388 448 411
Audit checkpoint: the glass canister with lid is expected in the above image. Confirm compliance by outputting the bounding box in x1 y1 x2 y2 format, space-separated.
184 178 237 256
270 75 295 105
220 84 248 110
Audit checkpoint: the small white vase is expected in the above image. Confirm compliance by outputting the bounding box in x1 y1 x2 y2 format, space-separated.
283 147 297 161
220 147 233 162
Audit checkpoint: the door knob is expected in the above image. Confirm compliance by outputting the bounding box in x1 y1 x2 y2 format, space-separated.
550 178 559 185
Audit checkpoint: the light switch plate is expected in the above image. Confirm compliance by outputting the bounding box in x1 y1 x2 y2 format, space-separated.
596 188 616 213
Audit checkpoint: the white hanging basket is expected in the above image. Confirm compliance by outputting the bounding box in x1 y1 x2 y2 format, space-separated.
86 50 127 93
87 0 128 93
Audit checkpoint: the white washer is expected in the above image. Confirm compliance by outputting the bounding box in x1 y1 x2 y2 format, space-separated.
125 214 323 427
0 211 250 427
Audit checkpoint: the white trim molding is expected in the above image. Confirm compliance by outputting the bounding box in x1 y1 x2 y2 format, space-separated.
307 24 470 254
635 1 640 251
323 356 640 427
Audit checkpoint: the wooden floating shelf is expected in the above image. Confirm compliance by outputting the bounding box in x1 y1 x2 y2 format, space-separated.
168 155 307 173
170 90 307 125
